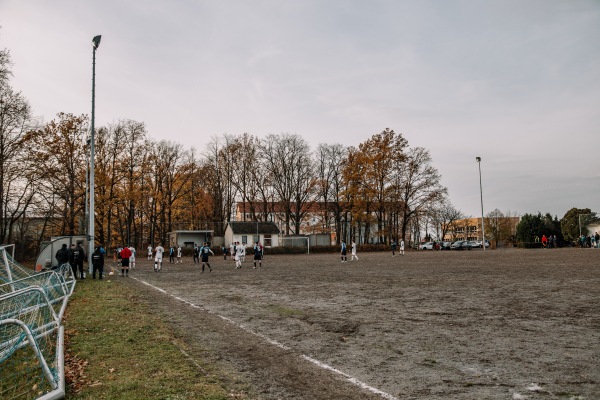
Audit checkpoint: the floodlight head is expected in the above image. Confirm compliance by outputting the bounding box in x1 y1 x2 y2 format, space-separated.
92 35 102 49
476 156 481 162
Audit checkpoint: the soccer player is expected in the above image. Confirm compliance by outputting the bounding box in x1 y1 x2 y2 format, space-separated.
193 244 199 264
169 246 175 263
340 241 347 263
154 243 165 272
351 240 359 261
147 244 153 260
235 242 244 269
128 245 136 269
400 239 405 256
240 243 246 262
199 242 214 272
177 245 182 263
253 242 262 269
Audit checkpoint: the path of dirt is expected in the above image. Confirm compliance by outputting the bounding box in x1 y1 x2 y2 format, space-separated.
120 248 599 399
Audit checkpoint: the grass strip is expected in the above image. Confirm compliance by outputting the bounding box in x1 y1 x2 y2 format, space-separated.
63 277 231 400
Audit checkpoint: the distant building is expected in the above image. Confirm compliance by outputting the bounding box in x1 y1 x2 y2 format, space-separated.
224 221 280 247
444 216 520 244
167 230 213 248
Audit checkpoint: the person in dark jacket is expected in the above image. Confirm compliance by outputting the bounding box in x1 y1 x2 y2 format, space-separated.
70 243 86 279
91 246 104 280
55 244 70 266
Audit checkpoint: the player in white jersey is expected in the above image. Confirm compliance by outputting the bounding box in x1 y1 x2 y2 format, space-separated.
154 244 165 272
147 245 153 260
351 240 359 261
128 245 136 268
176 245 182 263
235 242 244 269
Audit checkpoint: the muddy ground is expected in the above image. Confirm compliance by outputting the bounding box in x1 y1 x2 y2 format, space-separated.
120 248 599 399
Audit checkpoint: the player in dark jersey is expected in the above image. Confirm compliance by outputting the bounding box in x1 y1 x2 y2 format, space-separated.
253 242 262 269
199 242 214 272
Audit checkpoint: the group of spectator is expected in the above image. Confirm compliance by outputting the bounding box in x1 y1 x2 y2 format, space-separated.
579 232 599 248
536 232 600 248
55 242 136 280
539 234 559 249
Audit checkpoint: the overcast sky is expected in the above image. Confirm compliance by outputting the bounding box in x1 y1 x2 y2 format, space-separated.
1 0 599 218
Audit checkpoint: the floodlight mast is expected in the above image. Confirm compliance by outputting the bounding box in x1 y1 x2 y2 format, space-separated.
476 157 485 251
89 35 101 272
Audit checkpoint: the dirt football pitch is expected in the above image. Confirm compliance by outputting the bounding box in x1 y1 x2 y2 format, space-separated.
120 248 599 399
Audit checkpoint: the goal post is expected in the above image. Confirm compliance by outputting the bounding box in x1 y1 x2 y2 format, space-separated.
280 236 310 254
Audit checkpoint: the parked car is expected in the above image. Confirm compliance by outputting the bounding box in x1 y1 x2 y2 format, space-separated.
450 241 472 250
419 242 434 250
450 241 465 250
440 241 452 250
468 241 479 248
471 240 490 248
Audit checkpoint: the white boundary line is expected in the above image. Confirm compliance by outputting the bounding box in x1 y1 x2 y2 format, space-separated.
134 278 398 400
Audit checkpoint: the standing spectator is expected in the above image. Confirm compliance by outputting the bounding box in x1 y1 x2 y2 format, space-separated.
400 239 405 256
71 242 86 279
548 235 554 249
391 240 397 257
120 245 132 277
193 244 199 264
351 240 359 261
147 244 153 260
595 232 599 248
169 246 175 263
177 245 182 264
154 243 165 272
128 245 136 268
541 234 548 249
553 235 558 248
340 241 347 263
116 246 123 267
55 244 70 267
91 246 104 280
253 242 262 269
222 245 227 260
199 242 214 272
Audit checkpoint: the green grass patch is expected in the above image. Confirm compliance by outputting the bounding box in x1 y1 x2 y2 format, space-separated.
63 278 231 399
266 304 305 317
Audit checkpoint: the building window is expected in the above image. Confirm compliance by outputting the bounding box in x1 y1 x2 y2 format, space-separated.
242 235 247 244
264 234 272 247
253 234 260 244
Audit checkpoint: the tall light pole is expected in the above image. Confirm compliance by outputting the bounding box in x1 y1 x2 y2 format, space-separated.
476 156 486 251
89 35 101 271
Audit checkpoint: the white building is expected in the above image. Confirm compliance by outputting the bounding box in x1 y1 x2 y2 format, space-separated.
224 222 280 247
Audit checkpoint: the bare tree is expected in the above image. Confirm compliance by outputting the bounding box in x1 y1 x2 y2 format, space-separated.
396 147 447 242
203 135 238 234
0 80 39 245
262 133 315 235
315 143 346 237
430 198 464 242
